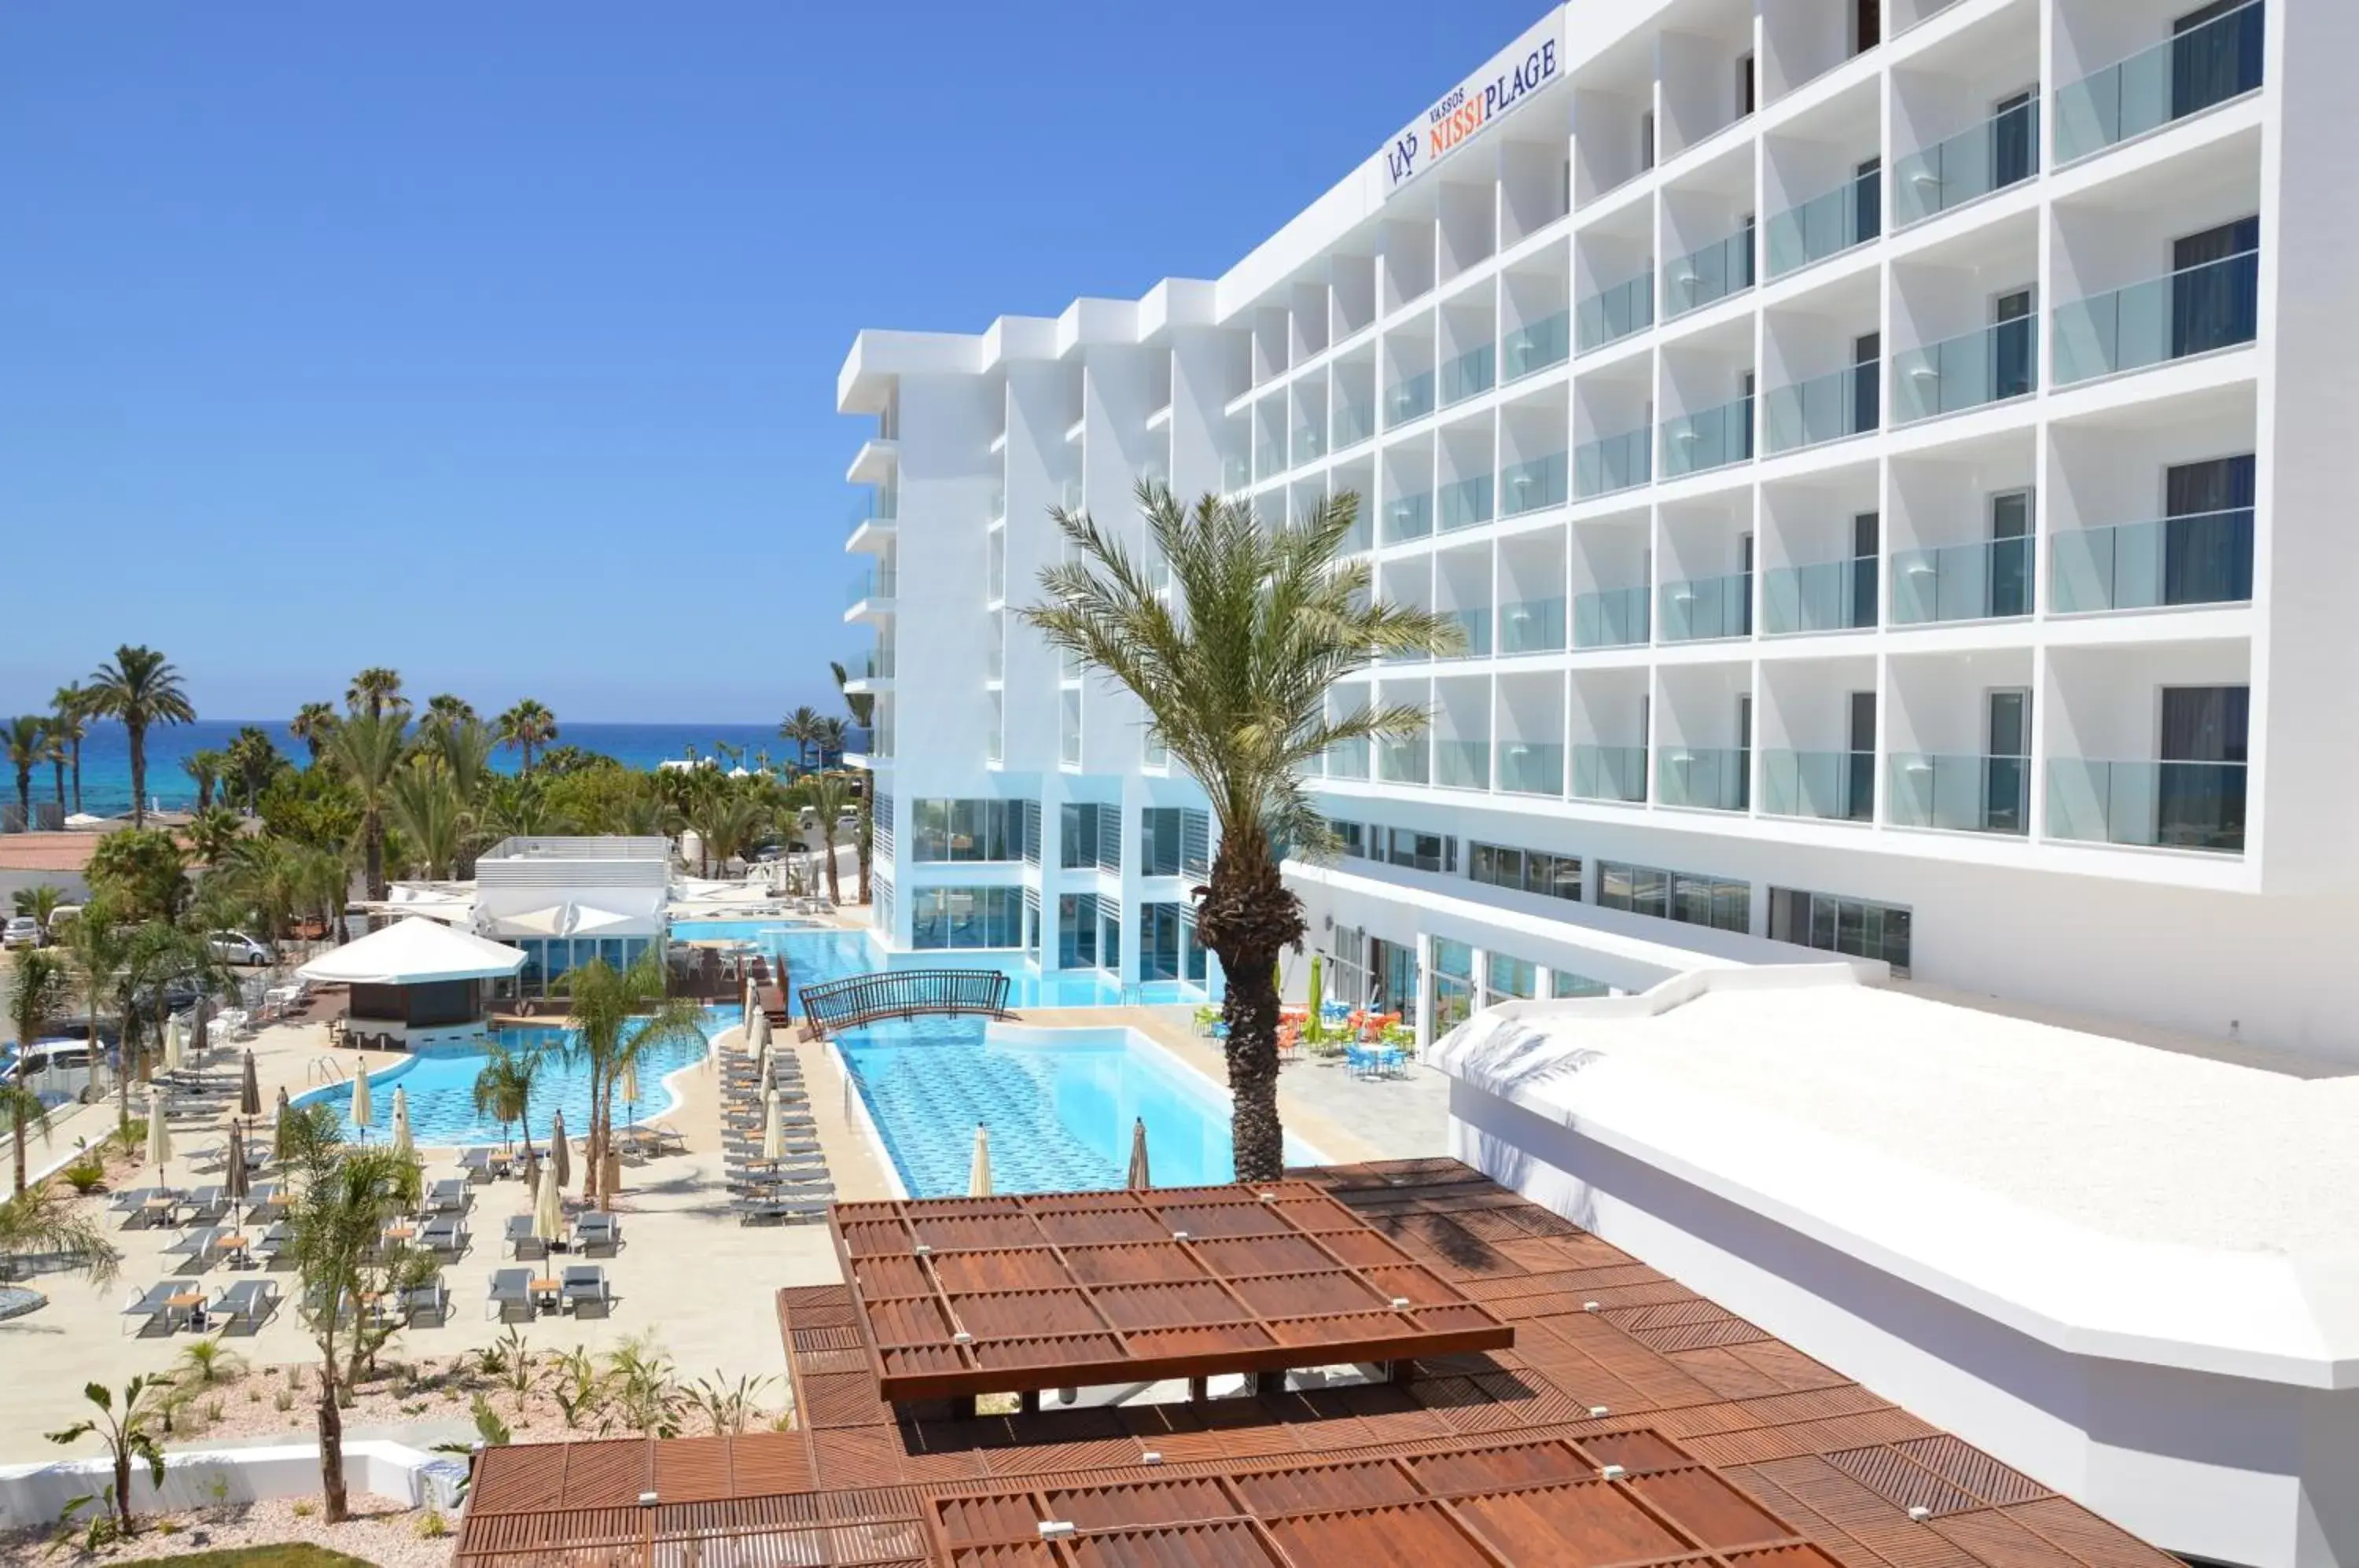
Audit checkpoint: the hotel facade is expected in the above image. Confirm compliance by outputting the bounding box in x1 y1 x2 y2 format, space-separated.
837 0 2359 1062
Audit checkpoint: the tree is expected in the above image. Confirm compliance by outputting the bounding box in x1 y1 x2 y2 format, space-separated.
289 701 338 763
471 1038 545 1165
279 1105 425 1523
84 646 196 828
495 699 558 774
185 806 245 868
1020 486 1451 1180
813 716 850 771
777 706 827 775
224 726 285 812
111 922 219 1126
86 828 189 926
686 783 764 878
55 903 130 1124
478 773 566 841
44 1376 170 1537
805 773 848 904
11 883 68 925
180 749 224 813
5 950 70 1194
50 683 90 815
4 714 46 826
0 1183 121 1286
421 694 477 732
853 790 874 905
345 667 407 721
830 660 876 731
325 712 407 903
559 955 705 1209
388 760 464 879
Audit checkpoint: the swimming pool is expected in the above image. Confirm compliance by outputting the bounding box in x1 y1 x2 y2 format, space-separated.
291 1015 716 1147
683 922 1214 1011
837 1015 1316 1198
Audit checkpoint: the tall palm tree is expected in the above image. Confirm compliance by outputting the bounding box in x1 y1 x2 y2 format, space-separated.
853 790 874 905
42 723 67 811
4 950 70 1194
388 761 464 879
805 772 848 904
50 684 90 815
558 954 705 1209
85 645 197 828
345 668 407 721
55 904 129 1124
777 706 826 775
1021 486 1452 1180
326 712 407 903
185 805 245 867
687 785 765 878
421 694 477 731
181 749 225 812
830 660 876 731
471 1038 544 1165
477 774 566 841
225 726 283 812
812 716 851 770
289 701 338 763
495 699 558 774
2 716 44 826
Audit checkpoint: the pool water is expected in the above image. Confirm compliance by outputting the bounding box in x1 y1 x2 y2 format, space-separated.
690 922 1212 1012
291 1016 716 1147
838 1015 1314 1198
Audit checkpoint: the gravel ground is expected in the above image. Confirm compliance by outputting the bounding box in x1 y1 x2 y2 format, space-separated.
1 1493 443 1566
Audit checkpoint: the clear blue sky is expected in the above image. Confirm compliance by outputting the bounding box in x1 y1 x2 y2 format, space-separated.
0 2 1545 723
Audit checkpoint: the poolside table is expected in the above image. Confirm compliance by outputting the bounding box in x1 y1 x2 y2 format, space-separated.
217 1233 249 1268
142 1195 181 1226
528 1276 563 1314
166 1290 205 1332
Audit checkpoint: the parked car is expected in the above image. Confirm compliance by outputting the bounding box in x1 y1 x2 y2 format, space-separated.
2 916 41 951
208 931 273 967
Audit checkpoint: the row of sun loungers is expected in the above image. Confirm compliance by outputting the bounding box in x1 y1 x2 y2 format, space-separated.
486 1264 612 1321
719 1036 833 1225
120 1277 280 1337
500 1209 620 1261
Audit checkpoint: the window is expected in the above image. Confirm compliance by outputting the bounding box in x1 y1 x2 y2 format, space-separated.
1331 819 1367 858
1021 801 1042 867
1639 110 1655 171
1383 827 1456 874
1551 968 1610 999
1737 52 1755 117
1485 953 1540 1007
1433 939 1477 1032
910 886 1024 950
1599 861 1749 933
1057 893 1099 969
910 799 1025 863
1469 841 1583 901
1059 803 1121 870
1768 888 1912 975
873 793 895 858
1141 807 1210 878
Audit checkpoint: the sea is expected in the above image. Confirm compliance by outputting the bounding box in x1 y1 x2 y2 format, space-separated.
29 720 805 820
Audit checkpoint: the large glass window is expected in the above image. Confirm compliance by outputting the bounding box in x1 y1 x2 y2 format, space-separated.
1059 803 1121 871
1599 861 1749 933
1485 953 1540 1007
911 799 1025 863
1550 968 1610 998
911 885 1024 950
1139 808 1209 878
1141 903 1184 982
1331 819 1367 858
1768 887 1913 974
1383 827 1457 874
1057 893 1099 969
1470 842 1583 901
1432 938 1477 1032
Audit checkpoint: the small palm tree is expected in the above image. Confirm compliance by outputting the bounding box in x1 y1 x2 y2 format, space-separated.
225 726 283 812
55 903 130 1125
420 694 477 733
174 1333 247 1387
289 701 338 762
5 950 71 1194
11 883 67 926
559 955 705 1208
471 1039 544 1165
496 699 558 773
804 774 848 904
185 806 244 868
326 712 408 903
1021 486 1452 1180
44 1375 171 1536
345 667 407 721
777 705 826 774
180 749 225 813
813 716 850 770
4 714 46 826
85 646 197 828
0 1183 121 1286
50 683 90 815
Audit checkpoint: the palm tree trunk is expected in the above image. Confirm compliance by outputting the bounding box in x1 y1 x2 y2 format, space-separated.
13 775 27 826
70 740 82 815
129 725 147 827
363 814 385 904
1199 844 1298 1184
318 1358 350 1522
51 759 65 808
12 1106 28 1196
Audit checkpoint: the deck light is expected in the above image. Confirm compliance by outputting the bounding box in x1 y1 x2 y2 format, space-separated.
1600 1464 1627 1480
1908 1507 1932 1522
1039 1522 1076 1540
638 1491 659 1508
1588 1405 1610 1418
1141 1451 1164 1465
1390 1297 1411 1309
1172 1229 1191 1240
1583 1301 1600 1312
952 1330 973 1344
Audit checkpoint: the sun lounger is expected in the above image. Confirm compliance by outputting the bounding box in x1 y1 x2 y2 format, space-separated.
108 1187 157 1213
119 1282 182 1335
487 1267 533 1323
252 1223 290 1268
164 1227 227 1269
571 1213 620 1257
241 1183 282 1222
420 1216 467 1256
738 1195 831 1226
208 1278 279 1335
561 1264 611 1318
182 1185 229 1223
425 1179 469 1215
402 1276 449 1327
502 1213 547 1261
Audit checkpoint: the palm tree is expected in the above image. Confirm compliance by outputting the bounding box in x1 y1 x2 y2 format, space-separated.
3 716 44 826
830 661 876 731
777 706 826 775
85 646 197 828
812 716 851 770
2 1183 121 1288
805 773 848 904
495 699 558 774
421 694 477 731
42 723 67 811
55 904 130 1124
42 1375 165 1536
181 748 225 813
853 790 874 905
5 950 70 1194
185 805 245 867
225 726 283 812
686 785 766 878
11 884 68 926
289 701 338 763
471 1039 544 1165
50 684 90 815
559 954 705 1209
1021 486 1452 1180
345 668 407 721
478 773 566 841
325 712 407 903
388 761 463 878
278 1106 424 1523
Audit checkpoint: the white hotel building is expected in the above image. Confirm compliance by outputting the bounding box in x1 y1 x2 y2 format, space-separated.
835 0 2359 1062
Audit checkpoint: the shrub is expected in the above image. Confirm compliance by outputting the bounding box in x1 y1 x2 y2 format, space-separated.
61 1158 107 1195
418 1509 450 1539
292 1498 317 1518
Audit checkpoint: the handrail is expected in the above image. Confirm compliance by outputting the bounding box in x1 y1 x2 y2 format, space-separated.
798 969 1013 1040
307 1055 350 1085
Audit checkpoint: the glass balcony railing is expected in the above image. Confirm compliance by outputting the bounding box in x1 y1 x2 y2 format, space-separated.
1658 748 1750 812
1377 738 1430 786
1335 401 1375 449
1762 557 1878 635
1665 226 1756 317
1893 318 2036 423
1573 584 1650 648
1892 536 2035 624
1764 363 1879 454
1440 345 1496 406
2052 249 2258 386
849 488 898 528
1256 440 1286 477
1439 608 1492 658
1503 311 1572 381
1661 396 1755 479
1496 741 1565 797
1324 740 1371 780
1575 427 1652 498
1436 741 1491 790
1658 572 1752 642
1438 475 1495 532
984 637 1003 681
846 567 897 607
2051 509 2254 613
1293 425 1326 466
1383 490 1433 543
2047 758 2246 852
1576 271 1655 353
1760 749 1875 822
848 647 896 681
1341 510 1374 554
1767 170 1882 277
1223 455 1250 491
1497 597 1567 654
1062 479 1084 510
2055 0 2264 164
1386 371 1436 425
1500 451 1569 517
1893 98 2040 226
1572 744 1648 804
1887 753 2030 835
988 488 1006 523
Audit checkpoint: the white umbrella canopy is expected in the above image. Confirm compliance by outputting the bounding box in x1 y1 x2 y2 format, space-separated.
748 1010 769 1052
296 917 526 986
1126 1117 1151 1190
350 1061 374 1135
968 1124 993 1198
162 1019 185 1074
533 1158 564 1245
550 1110 572 1191
390 1087 414 1159
761 1088 785 1161
145 1088 171 1183
619 1061 640 1127
742 980 756 1031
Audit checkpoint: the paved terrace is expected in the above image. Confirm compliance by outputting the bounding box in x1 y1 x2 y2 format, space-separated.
455 1159 2180 1568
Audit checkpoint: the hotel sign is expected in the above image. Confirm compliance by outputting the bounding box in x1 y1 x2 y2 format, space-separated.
1382 20 1562 195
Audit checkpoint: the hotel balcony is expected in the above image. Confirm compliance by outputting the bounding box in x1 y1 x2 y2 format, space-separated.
1574 426 1651 499
1892 536 2035 624
1437 473 1494 533
2051 509 2254 613
1501 311 1570 382
1887 752 2031 836
844 566 897 623
1762 556 1876 635
1496 596 1566 655
1435 738 1490 791
1573 585 1649 649
1437 607 1492 659
840 646 896 693
1334 399 1375 451
2054 0 2264 165
1893 99 2040 228
1572 743 1647 804
2052 248 2258 387
2047 757 2246 853
1658 571 1752 643
1500 450 1568 519
1377 738 1430 786
1658 746 1750 812
1438 344 1495 408
1496 740 1564 797
1893 317 2036 423
1223 455 1250 491
845 489 898 554
1323 737 1370 781
1386 369 1436 429
1767 168 1881 278
1382 489 1433 543
1665 225 1755 320
1661 394 1754 480
1764 363 1879 455
1760 749 1875 823
1576 271 1653 355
